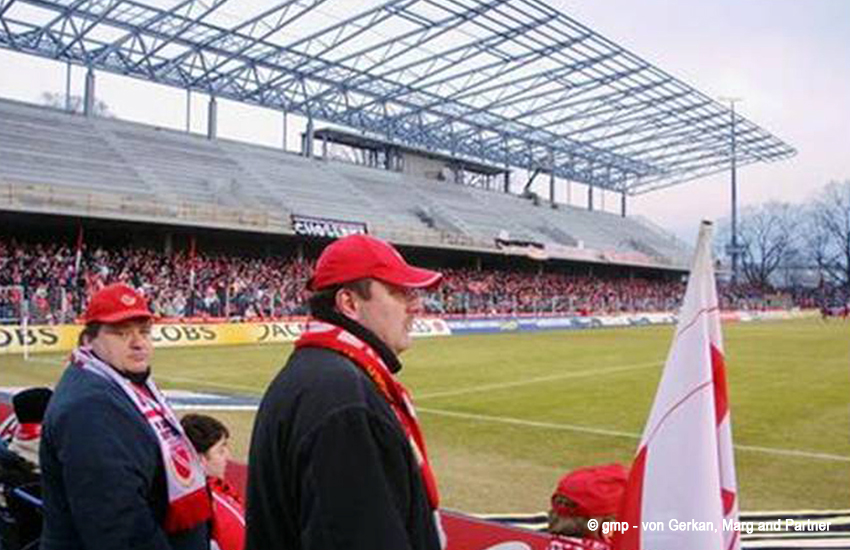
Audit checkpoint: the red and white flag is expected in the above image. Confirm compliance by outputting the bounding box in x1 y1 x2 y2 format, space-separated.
74 223 84 276
189 236 197 292
614 221 739 550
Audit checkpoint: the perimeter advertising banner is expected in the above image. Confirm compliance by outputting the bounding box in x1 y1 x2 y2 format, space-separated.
0 317 452 355
0 311 813 355
445 313 677 335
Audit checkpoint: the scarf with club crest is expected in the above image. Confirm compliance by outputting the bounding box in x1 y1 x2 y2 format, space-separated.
71 347 211 533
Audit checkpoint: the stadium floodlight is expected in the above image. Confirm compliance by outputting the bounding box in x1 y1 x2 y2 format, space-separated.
719 96 743 284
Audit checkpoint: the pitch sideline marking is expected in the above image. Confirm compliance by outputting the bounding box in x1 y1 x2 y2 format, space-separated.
154 373 261 393
17 356 263 394
18 357 850 462
418 407 850 463
417 361 662 400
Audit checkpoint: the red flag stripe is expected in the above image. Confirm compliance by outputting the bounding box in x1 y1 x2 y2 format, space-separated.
613 446 648 550
710 344 729 425
721 488 736 516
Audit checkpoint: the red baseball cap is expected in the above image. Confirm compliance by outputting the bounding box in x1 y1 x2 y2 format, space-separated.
83 283 153 324
307 234 442 291
551 463 629 518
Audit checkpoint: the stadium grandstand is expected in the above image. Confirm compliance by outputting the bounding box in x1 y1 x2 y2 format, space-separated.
0 0 795 325
6 2 843 549
0 0 794 269
0 96 693 267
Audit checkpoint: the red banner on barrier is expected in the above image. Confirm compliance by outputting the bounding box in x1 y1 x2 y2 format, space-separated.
220 462 602 550
441 511 608 550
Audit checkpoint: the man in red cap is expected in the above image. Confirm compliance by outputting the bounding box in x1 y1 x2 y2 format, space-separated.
247 234 445 550
548 463 629 549
39 283 211 550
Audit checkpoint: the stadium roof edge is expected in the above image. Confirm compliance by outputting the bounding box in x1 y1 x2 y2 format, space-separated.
0 0 795 194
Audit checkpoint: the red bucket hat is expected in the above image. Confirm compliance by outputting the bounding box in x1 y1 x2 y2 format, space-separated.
551 463 629 518
307 234 442 291
84 283 152 324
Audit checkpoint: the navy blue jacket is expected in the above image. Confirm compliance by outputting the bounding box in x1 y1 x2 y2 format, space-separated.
39 364 208 550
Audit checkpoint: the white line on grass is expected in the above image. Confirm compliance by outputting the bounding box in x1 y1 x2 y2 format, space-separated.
152 373 261 394
418 408 850 463
171 404 260 411
17 357 264 395
20 357 850 463
417 361 662 400
418 407 638 438
18 356 64 367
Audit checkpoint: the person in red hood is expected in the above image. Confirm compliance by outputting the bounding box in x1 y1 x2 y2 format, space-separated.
181 414 245 550
7 387 52 470
548 463 629 549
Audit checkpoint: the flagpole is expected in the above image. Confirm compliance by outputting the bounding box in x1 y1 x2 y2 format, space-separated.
74 223 84 317
189 236 196 317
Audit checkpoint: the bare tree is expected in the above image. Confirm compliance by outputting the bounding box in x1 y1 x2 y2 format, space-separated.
734 202 797 288
801 206 831 286
41 92 112 117
809 180 850 289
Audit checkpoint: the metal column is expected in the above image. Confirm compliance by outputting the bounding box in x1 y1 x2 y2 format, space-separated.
207 96 217 139
83 67 95 116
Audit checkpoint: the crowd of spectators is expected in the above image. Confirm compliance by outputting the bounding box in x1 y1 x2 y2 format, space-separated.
432 268 685 315
0 238 312 323
0 236 832 323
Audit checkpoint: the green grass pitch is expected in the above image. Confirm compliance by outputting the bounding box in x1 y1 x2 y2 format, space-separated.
2 318 847 513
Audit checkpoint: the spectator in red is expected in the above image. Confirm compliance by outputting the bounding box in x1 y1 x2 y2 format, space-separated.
7 387 53 471
181 414 245 550
548 463 629 548
5 234 817 319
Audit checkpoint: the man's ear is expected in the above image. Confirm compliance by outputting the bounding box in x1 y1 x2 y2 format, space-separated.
335 288 360 320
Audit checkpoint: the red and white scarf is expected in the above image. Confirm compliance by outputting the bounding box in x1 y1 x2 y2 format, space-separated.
71 347 212 533
295 320 446 546
9 423 42 470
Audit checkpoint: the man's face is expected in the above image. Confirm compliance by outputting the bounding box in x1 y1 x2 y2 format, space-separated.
90 318 153 373
547 508 586 538
351 280 423 355
548 498 613 541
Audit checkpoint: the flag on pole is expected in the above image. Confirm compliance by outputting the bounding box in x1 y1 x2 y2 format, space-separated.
189 236 197 292
74 224 84 276
614 221 739 550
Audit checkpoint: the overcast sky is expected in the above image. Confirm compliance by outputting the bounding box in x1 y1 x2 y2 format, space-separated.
555 0 850 243
1 0 847 245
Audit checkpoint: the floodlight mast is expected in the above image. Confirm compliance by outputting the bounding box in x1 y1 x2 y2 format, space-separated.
720 96 742 285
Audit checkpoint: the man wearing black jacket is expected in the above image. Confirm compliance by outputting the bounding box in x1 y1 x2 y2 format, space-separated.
247 234 445 550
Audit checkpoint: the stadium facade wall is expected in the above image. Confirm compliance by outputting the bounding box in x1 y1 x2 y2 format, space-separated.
0 311 816 355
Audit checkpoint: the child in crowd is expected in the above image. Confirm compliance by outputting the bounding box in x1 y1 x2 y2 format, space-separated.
181 413 245 550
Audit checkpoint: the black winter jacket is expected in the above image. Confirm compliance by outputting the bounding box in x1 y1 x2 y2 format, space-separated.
246 344 442 550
